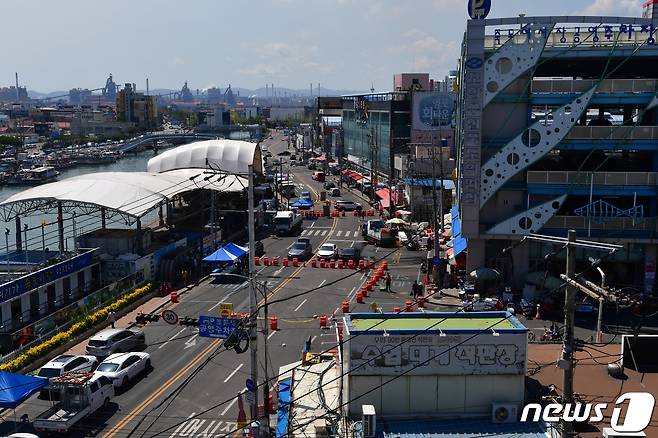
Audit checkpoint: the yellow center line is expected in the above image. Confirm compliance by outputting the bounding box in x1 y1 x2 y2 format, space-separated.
105 216 337 437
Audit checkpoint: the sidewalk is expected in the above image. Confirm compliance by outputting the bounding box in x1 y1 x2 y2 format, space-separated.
63 281 198 356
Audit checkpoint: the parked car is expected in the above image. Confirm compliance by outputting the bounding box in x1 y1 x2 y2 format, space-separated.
38 355 98 396
287 240 313 260
86 329 146 358
334 200 362 211
300 191 312 200
324 181 336 190
329 188 341 197
317 243 338 259
312 171 325 182
338 247 361 261
94 352 151 389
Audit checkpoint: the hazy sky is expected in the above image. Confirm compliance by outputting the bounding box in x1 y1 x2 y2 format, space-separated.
2 0 646 92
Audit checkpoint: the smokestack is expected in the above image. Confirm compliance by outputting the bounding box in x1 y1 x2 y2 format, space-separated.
146 78 149 96
310 83 313 98
318 82 320 98
15 72 19 101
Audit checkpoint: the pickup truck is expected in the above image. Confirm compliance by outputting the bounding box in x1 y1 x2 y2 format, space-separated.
364 220 396 247
274 211 303 236
34 372 114 434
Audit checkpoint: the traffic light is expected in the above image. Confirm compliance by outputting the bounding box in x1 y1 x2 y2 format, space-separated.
574 338 585 352
179 317 199 327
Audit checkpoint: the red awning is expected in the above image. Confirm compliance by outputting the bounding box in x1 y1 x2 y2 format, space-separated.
349 172 363 181
341 169 349 175
376 188 391 209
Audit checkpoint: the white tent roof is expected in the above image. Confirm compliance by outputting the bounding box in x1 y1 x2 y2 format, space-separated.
146 139 262 175
0 169 245 223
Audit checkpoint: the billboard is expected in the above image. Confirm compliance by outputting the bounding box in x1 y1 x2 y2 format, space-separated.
348 332 526 376
412 92 454 130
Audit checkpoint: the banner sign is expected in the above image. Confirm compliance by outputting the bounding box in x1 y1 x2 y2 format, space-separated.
348 332 526 376
0 251 94 304
412 92 454 130
494 24 657 47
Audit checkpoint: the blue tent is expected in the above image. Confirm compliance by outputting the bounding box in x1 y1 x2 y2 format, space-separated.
0 371 48 409
203 242 249 263
290 199 314 209
276 378 292 437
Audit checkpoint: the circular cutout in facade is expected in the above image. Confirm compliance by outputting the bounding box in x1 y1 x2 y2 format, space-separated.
495 57 513 74
521 128 541 148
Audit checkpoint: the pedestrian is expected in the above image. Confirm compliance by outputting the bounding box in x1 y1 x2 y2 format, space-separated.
385 272 392 293
411 280 419 298
107 311 117 329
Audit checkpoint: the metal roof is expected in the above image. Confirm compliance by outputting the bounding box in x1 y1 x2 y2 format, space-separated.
378 418 547 438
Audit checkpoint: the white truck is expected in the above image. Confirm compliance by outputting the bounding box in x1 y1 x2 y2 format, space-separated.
365 220 396 247
274 211 303 236
34 372 114 434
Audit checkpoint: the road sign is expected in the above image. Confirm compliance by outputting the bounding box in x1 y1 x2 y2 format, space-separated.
245 378 255 392
199 315 240 339
161 309 179 325
219 303 233 318
244 390 255 404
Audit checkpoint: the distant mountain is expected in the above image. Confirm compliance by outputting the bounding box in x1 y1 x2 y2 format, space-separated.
27 90 69 99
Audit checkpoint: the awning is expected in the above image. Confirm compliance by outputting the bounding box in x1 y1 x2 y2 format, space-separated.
203 242 249 263
340 169 349 175
0 371 48 409
349 172 363 181
276 377 292 437
376 188 391 209
451 206 461 238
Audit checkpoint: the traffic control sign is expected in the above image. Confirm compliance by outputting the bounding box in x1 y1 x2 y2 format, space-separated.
199 315 240 339
219 303 233 318
161 309 179 325
245 378 255 392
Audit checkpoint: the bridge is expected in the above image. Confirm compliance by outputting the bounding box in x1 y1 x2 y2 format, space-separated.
117 126 262 153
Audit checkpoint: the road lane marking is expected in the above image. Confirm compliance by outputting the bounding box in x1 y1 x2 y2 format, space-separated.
318 279 327 287
209 292 234 311
320 230 327 236
224 363 244 383
158 328 186 349
267 331 277 340
294 298 308 312
184 334 198 350
169 413 195 437
301 229 309 235
336 230 343 237
220 391 245 415
110 216 339 438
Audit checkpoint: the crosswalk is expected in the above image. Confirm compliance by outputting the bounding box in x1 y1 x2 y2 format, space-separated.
300 229 361 238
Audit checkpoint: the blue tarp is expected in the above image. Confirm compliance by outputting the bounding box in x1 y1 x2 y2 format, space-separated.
451 206 461 238
276 378 292 438
290 199 314 209
404 178 455 190
202 242 249 263
0 371 48 409
452 236 468 257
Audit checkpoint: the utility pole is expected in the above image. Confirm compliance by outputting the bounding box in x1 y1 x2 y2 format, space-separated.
562 229 577 438
431 143 440 285
247 164 259 425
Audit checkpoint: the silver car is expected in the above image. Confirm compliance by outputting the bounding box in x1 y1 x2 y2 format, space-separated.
86 329 146 358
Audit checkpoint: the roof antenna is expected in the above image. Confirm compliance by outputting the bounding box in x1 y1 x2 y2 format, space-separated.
370 82 375 93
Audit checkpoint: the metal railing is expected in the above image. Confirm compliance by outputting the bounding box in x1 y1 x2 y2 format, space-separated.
0 270 145 363
544 216 657 233
530 78 658 94
527 171 658 186
566 126 658 140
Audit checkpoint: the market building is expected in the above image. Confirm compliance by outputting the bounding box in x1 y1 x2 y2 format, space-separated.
455 10 658 291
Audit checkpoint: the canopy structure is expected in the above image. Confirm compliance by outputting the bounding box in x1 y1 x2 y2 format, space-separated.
0 169 246 224
290 199 314 209
0 371 48 409
203 242 249 263
147 139 262 175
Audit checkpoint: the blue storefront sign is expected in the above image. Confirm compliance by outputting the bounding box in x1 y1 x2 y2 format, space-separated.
0 251 94 304
198 315 240 339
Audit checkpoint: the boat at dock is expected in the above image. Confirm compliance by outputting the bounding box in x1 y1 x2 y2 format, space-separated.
4 166 60 185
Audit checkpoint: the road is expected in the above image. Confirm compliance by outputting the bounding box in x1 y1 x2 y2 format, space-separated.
0 132 430 437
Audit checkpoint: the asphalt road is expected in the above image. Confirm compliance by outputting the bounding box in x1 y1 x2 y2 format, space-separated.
0 132 431 437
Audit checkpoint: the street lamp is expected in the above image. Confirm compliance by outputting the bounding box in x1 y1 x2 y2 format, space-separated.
4 228 10 280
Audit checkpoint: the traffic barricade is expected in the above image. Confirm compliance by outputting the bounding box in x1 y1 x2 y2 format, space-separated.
270 316 279 331
342 301 350 313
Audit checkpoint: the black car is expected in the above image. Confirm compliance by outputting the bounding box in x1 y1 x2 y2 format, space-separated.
338 247 361 261
324 181 336 190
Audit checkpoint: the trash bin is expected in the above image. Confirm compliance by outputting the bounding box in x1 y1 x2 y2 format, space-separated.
323 204 331 217
320 191 326 201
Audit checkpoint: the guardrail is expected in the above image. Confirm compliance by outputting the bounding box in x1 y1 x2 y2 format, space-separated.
544 216 657 233
566 126 658 140
529 78 658 94
527 171 658 186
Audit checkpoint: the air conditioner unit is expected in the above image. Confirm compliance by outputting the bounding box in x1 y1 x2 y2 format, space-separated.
491 403 518 423
362 404 376 438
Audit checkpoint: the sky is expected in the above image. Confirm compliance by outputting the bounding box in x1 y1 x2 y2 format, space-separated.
1 0 647 92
